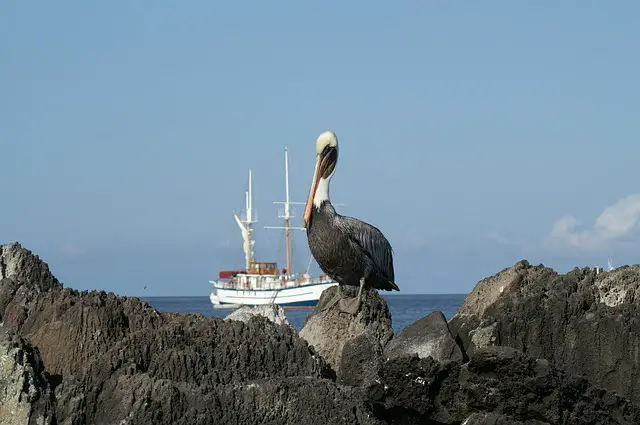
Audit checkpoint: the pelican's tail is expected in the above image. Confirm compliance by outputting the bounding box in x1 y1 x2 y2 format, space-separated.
383 278 400 292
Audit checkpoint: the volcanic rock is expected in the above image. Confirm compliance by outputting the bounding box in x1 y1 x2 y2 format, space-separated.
461 412 549 425
0 242 62 323
338 332 384 387
4 242 640 425
299 285 394 376
1 243 382 424
0 328 55 425
449 260 640 404
383 310 465 363
10 292 339 424
226 303 292 328
0 242 61 291
367 346 640 425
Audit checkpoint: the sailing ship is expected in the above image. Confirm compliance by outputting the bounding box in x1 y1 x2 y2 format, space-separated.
209 146 338 309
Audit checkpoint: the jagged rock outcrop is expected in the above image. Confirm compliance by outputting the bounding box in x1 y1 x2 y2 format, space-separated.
226 304 292 328
70 376 385 425
299 285 394 377
383 310 465 363
4 289 346 424
449 260 640 404
3 288 166 378
367 346 640 425
0 243 383 424
0 242 61 291
4 242 640 425
0 328 55 425
0 242 62 322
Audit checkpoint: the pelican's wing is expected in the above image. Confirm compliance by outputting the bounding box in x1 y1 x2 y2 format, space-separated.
335 215 395 283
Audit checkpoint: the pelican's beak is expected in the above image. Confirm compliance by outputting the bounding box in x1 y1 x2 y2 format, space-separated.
303 156 321 228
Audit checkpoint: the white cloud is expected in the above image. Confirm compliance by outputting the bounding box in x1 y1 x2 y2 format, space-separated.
548 194 640 251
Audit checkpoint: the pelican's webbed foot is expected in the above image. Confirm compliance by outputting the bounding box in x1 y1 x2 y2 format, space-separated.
319 285 343 312
338 297 361 315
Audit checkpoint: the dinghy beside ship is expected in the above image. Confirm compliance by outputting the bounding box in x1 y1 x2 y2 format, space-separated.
210 147 338 309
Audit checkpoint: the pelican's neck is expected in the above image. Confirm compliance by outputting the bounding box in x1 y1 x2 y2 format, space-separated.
313 176 330 209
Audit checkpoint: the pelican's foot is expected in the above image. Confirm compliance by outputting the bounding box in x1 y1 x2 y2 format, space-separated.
320 290 342 312
319 285 344 313
319 292 341 312
338 297 361 315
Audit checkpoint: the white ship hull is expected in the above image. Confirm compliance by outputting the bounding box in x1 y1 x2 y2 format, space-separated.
210 280 336 308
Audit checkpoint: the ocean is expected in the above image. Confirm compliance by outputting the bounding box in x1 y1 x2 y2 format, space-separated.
141 294 467 333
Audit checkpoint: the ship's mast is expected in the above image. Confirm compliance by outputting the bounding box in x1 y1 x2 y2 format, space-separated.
265 146 305 277
283 147 292 274
247 169 254 266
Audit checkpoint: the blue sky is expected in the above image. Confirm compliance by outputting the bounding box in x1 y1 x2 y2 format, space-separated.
2 2 639 296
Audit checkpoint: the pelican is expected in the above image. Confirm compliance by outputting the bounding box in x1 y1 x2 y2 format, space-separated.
302 130 399 315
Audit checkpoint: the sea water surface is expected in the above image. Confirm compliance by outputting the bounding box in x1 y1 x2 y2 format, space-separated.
142 294 467 333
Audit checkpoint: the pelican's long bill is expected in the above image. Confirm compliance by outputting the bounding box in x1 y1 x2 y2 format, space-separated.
303 156 321 228
303 146 337 228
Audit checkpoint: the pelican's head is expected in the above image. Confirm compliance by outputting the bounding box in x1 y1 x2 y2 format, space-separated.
303 130 339 227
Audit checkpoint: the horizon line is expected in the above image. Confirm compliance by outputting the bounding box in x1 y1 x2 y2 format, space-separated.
135 293 470 298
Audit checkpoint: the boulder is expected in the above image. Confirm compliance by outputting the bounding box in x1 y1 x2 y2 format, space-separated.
225 304 292 328
449 260 640 404
338 333 384 387
299 285 394 377
383 310 465 363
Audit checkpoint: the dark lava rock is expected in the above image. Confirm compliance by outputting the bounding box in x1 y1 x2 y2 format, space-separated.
367 346 640 425
299 285 394 376
4 242 640 425
0 328 55 425
10 293 347 424
63 376 385 425
0 243 385 425
449 260 640 404
225 303 293 328
0 242 62 322
339 333 384 387
383 310 465 363
461 412 549 425
0 242 61 292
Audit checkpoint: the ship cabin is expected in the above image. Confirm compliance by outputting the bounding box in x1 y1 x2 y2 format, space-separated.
247 261 279 276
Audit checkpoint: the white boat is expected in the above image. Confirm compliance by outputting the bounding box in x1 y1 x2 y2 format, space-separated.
210 146 338 309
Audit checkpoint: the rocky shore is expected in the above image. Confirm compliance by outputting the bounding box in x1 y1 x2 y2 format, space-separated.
2 242 640 424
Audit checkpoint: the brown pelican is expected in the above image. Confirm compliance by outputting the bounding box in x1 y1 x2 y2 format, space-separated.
302 130 399 315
